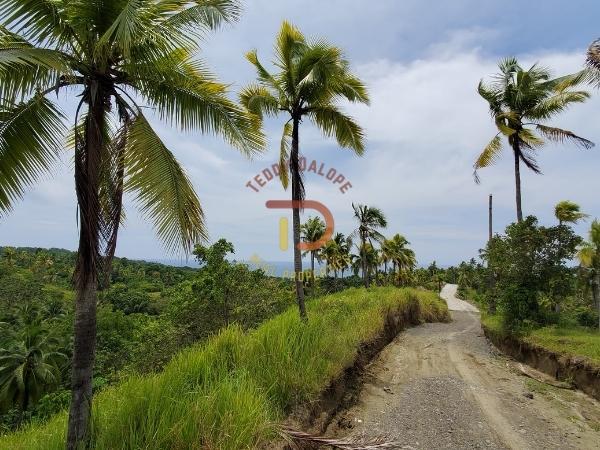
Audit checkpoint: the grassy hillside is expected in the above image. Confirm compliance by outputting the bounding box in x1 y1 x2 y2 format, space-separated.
0 287 448 449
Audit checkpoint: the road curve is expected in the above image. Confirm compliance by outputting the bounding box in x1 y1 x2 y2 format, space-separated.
327 285 600 449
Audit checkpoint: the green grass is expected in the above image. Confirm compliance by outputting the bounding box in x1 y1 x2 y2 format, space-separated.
482 314 600 366
0 287 448 450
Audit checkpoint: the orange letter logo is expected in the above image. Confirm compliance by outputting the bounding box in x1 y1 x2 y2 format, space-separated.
266 200 334 251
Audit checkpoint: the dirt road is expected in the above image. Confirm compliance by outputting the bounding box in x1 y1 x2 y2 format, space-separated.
328 284 600 449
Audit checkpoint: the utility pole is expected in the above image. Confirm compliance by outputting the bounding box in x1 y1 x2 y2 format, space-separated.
487 194 496 313
488 194 493 242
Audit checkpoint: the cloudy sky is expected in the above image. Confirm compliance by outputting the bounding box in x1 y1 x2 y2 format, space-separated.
1 0 599 266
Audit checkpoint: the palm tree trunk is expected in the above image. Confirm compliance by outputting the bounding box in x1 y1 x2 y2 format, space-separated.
67 82 104 449
512 139 523 223
310 251 315 286
361 236 368 288
291 117 306 319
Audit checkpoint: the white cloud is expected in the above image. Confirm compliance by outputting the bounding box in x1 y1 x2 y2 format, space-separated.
2 17 599 266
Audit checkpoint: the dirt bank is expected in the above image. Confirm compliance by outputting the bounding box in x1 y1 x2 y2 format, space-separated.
483 325 600 402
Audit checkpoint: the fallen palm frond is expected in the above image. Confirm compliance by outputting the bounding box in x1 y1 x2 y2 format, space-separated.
516 363 573 389
280 426 399 449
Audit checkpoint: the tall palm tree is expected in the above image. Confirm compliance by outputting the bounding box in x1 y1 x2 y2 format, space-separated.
0 1 263 446
351 204 387 288
578 219 600 330
334 232 352 278
380 238 394 277
555 200 588 226
0 324 66 415
301 216 325 283
474 58 593 222
387 234 416 285
241 21 369 319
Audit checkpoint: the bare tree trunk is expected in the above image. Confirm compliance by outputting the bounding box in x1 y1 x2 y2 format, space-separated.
512 140 523 223
291 117 306 319
67 82 104 449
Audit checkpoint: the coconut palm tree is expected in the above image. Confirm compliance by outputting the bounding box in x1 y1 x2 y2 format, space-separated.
554 200 588 225
380 238 394 277
577 219 600 330
0 1 263 446
1 247 16 266
353 242 378 285
352 204 387 287
241 21 369 319
301 216 325 284
474 58 593 222
0 323 66 416
334 233 352 278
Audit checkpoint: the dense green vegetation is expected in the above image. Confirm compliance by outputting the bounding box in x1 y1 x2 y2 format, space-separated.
0 245 293 434
451 202 600 366
0 287 448 449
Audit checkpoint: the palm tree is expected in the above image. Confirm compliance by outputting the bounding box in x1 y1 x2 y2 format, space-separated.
0 324 66 416
334 232 352 278
352 204 387 287
555 200 588 225
0 1 263 446
577 220 600 330
301 216 325 284
474 58 593 222
380 238 394 277
321 239 339 277
389 234 416 285
353 242 378 285
2 247 16 266
241 21 369 319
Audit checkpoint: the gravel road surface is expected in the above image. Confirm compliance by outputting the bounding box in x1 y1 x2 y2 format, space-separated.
328 285 600 449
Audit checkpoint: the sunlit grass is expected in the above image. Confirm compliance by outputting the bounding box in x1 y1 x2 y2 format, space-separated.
482 314 600 366
0 287 448 450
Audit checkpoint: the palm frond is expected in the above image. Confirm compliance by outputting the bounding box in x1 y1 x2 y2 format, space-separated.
274 21 306 96
0 0 74 46
164 0 242 33
124 113 206 254
310 105 365 154
0 95 66 215
518 128 544 148
239 84 279 118
535 124 594 149
527 91 590 120
473 135 502 183
586 39 600 72
128 52 265 155
578 245 595 268
245 49 286 97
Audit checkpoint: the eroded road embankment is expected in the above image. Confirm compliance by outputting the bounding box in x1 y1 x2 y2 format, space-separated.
327 284 600 449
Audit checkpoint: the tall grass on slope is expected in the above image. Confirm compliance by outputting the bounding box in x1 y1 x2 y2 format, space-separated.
0 287 448 450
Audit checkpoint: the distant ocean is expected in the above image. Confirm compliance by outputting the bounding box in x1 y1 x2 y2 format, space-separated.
149 259 325 277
